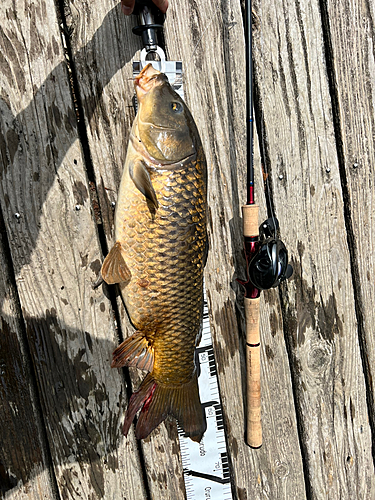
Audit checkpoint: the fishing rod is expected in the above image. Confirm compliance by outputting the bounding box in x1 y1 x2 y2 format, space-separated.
238 0 293 448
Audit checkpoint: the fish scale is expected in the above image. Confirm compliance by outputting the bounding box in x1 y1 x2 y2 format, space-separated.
116 153 206 386
127 8 234 492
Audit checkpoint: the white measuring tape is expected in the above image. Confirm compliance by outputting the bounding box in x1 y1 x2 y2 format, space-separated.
178 286 233 500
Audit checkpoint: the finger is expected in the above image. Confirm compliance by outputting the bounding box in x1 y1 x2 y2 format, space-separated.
121 0 135 15
153 0 169 14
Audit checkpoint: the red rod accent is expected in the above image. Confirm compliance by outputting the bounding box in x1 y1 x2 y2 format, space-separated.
248 185 254 205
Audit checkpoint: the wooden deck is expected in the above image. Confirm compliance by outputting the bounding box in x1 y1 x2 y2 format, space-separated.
1 0 375 498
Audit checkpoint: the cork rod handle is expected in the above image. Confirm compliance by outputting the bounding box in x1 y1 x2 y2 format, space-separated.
244 297 262 448
242 204 259 238
242 204 262 448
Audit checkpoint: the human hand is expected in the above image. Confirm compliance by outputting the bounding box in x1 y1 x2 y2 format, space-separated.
121 0 169 15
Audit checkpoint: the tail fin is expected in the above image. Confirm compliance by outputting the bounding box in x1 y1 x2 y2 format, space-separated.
122 372 207 442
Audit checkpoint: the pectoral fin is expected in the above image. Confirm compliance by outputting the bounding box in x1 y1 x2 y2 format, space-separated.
101 241 131 285
129 159 158 211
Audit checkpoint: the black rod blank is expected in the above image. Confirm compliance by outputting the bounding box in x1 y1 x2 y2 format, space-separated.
246 0 254 204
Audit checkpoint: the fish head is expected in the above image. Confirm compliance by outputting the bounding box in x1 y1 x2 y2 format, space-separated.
135 64 198 165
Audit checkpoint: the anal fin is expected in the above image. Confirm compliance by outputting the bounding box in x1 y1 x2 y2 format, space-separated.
101 241 131 285
112 331 154 372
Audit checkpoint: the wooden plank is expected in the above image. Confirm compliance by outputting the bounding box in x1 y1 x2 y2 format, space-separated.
164 1 307 498
57 1 187 498
252 0 375 498
0 1 147 499
324 0 375 448
66 0 306 497
0 216 56 500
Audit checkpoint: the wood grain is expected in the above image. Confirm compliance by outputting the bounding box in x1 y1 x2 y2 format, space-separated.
252 0 375 497
325 0 375 453
64 0 306 496
0 1 146 498
1 0 375 498
0 217 56 500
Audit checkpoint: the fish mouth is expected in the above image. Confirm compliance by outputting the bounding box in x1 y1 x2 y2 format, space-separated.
135 64 166 95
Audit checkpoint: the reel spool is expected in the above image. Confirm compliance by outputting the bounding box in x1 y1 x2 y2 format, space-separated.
248 217 293 291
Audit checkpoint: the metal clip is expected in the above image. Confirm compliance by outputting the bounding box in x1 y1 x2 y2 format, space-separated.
133 48 184 100
132 1 184 109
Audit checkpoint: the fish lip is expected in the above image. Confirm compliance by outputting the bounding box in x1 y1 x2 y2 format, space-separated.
135 73 159 89
134 64 166 94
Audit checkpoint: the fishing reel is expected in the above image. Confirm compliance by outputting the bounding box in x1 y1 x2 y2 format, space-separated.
248 217 293 290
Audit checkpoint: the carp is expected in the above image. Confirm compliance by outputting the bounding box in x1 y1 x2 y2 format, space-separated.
101 63 207 441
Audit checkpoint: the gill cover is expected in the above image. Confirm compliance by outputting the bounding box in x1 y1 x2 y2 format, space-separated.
135 64 197 163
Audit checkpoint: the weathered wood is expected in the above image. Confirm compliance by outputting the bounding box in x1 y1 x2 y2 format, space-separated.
62 1 307 497
62 1 187 498
0 216 56 500
165 1 307 498
0 1 146 499
252 0 375 498
324 0 375 444
1 0 375 499
61 0 139 237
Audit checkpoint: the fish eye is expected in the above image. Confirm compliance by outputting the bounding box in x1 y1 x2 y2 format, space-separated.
170 101 183 113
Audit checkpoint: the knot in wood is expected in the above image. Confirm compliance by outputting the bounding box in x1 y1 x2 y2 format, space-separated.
306 340 332 376
274 459 289 479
